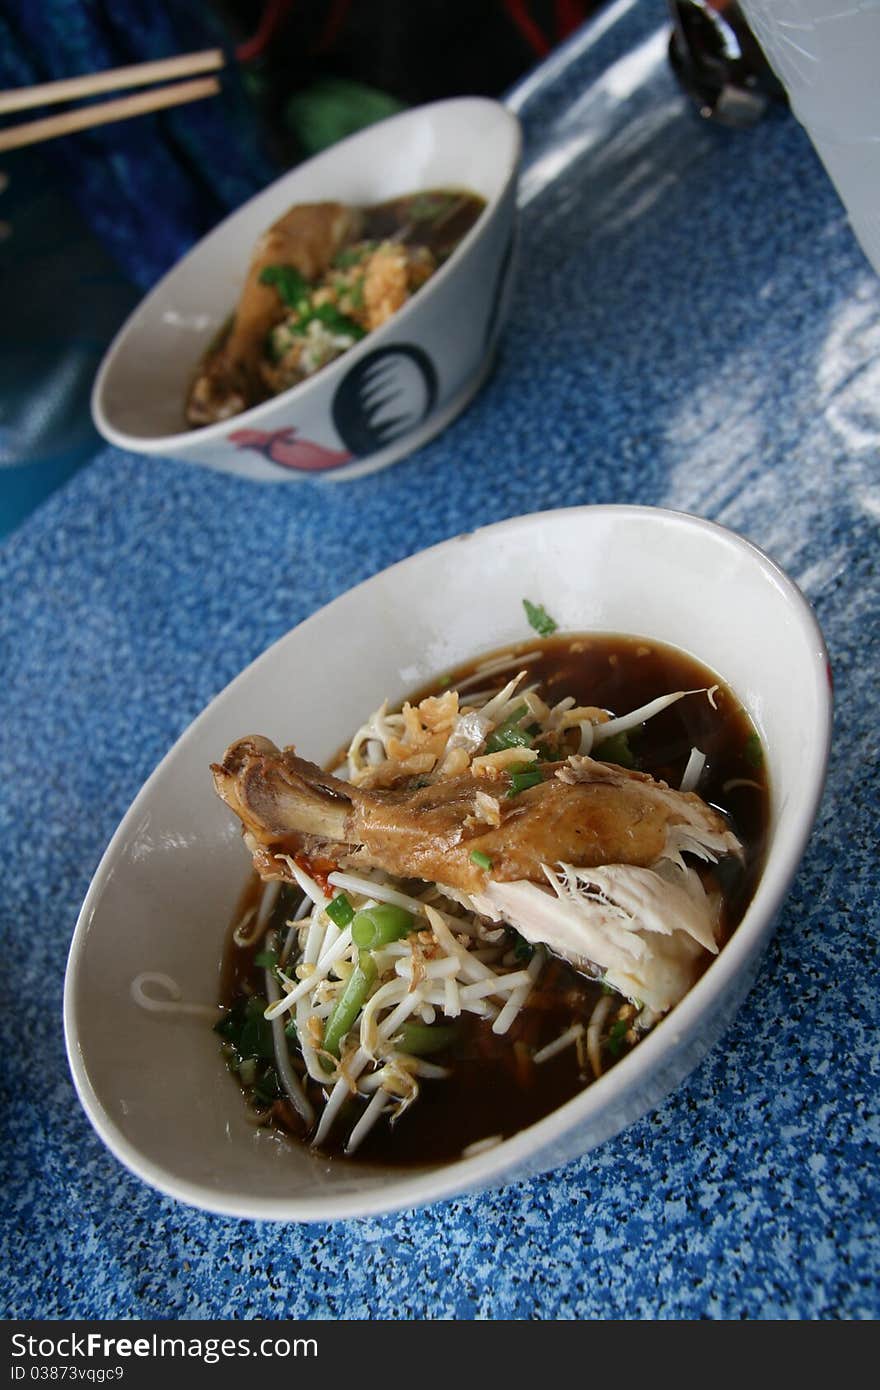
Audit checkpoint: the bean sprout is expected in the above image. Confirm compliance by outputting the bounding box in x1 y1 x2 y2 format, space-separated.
130 973 219 1020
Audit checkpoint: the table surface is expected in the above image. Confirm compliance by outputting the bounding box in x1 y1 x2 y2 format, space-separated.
2 0 877 1320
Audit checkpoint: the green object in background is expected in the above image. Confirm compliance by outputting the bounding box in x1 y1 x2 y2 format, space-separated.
284 77 406 157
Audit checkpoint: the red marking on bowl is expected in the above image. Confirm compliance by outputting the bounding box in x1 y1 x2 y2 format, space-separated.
229 427 352 473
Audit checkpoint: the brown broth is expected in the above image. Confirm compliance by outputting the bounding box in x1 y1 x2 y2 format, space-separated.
217 633 769 1166
360 188 486 263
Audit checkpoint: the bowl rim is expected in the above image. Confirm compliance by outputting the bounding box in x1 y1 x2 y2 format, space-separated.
63 504 832 1221
91 95 523 455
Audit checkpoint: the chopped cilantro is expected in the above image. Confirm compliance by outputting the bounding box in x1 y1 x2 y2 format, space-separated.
214 995 274 1061
597 731 637 768
253 949 278 968
292 302 365 340
512 931 534 962
259 264 311 306
252 1065 283 1104
606 1019 629 1057
523 599 558 636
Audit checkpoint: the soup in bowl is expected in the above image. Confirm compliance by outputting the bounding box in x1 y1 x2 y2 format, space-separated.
209 631 767 1165
64 506 831 1219
91 98 521 482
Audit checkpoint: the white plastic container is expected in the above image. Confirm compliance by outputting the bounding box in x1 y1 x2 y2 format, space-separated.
739 0 880 274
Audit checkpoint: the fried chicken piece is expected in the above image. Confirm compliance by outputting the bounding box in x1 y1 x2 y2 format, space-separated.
186 202 362 427
212 736 746 1013
211 738 740 897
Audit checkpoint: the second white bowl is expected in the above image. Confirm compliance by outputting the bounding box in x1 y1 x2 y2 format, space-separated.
92 98 522 481
64 506 831 1220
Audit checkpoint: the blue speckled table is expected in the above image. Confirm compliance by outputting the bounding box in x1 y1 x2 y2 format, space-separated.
2 0 878 1320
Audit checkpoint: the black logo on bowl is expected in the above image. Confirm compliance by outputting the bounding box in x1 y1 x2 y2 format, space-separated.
332 345 438 457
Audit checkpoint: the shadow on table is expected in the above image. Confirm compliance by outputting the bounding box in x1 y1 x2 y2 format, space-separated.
0 147 140 540
507 7 877 542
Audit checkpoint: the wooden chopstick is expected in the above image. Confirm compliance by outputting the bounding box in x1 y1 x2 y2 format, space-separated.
0 48 224 117
0 75 222 153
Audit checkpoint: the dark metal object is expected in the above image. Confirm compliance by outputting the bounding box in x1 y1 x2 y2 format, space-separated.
668 0 786 127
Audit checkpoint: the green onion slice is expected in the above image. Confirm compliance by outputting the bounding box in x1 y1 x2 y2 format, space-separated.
321 952 378 1061
351 903 414 952
394 1022 458 1056
485 704 532 753
326 892 355 927
507 768 543 797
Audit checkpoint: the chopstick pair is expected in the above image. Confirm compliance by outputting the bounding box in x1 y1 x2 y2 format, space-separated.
0 48 224 154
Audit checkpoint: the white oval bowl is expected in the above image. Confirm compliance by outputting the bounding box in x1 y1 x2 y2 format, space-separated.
64 506 831 1220
91 98 521 481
